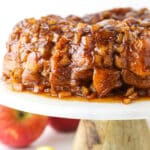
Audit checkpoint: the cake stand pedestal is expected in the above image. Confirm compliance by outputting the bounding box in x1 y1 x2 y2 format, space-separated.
73 120 150 150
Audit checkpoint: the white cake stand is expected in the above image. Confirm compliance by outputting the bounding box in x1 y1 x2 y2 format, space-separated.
0 80 150 150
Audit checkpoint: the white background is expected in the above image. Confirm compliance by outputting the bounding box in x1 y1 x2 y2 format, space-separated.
1 0 150 150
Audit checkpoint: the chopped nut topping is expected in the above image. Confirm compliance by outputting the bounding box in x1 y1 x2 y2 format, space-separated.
3 8 150 102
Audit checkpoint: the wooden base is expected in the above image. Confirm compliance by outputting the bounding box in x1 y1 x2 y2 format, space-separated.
73 120 150 150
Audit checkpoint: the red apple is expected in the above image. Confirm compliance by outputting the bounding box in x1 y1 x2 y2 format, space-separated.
48 117 79 132
0 105 48 147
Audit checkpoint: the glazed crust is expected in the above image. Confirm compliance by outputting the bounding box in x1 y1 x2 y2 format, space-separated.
3 8 150 102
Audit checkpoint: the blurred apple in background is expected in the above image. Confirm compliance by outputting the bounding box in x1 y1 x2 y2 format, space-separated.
0 105 79 148
0 105 48 147
48 117 79 132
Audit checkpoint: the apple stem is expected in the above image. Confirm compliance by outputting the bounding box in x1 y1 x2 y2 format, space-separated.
17 111 28 120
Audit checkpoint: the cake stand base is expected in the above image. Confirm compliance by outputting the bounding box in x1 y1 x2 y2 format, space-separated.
73 120 150 150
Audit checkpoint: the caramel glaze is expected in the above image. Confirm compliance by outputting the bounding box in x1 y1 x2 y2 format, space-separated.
3 8 150 103
15 90 150 104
